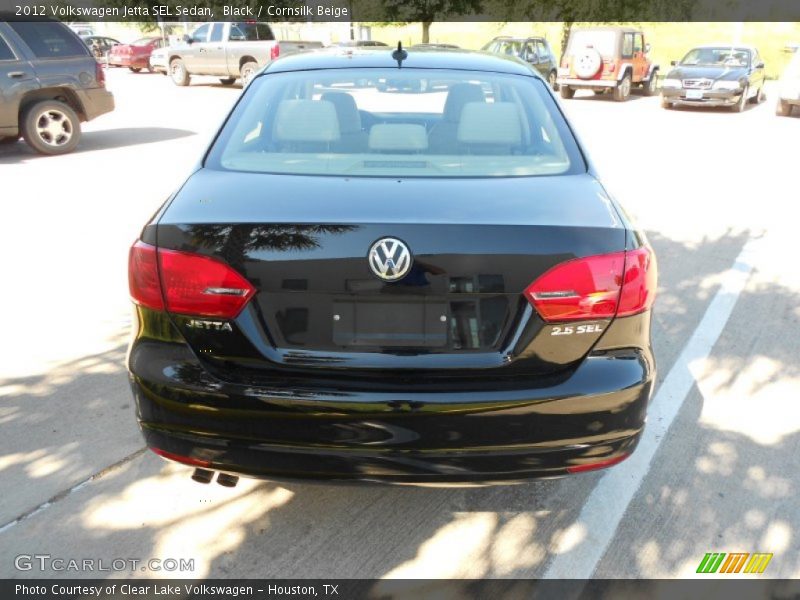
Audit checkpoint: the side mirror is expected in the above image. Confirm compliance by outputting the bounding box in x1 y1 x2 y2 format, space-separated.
524 51 537 63
645 43 651 54
182 34 193 44
670 60 677 66
755 61 765 69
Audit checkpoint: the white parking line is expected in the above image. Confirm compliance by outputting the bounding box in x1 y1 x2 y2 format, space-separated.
542 238 762 579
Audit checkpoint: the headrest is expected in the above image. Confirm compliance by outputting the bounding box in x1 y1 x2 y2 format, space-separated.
274 100 340 143
368 124 428 152
442 83 485 122
320 92 362 134
457 102 522 146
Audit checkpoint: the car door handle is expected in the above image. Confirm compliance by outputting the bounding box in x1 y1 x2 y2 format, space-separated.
8 71 27 78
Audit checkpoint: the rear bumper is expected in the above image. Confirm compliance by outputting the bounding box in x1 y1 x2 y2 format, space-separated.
557 78 618 89
129 338 655 484
77 87 115 121
109 56 148 68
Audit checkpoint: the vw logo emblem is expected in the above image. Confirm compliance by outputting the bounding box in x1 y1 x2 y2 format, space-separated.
368 238 413 281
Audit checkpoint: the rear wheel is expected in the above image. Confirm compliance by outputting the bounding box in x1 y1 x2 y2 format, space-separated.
560 85 575 99
0 135 19 145
613 74 631 102
776 99 792 116
129 66 141 73
643 71 658 96
240 62 258 86
732 85 748 112
751 84 765 104
21 100 81 156
219 77 236 86
170 58 190 86
661 96 673 109
548 70 558 91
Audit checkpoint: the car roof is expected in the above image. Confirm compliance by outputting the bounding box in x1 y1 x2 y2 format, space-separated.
263 47 537 77
571 26 641 34
690 44 758 51
490 36 546 41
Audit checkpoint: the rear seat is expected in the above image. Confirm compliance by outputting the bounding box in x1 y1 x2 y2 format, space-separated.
273 99 340 152
428 83 486 154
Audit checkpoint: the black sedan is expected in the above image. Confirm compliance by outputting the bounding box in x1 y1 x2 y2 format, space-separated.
127 48 657 485
661 45 766 111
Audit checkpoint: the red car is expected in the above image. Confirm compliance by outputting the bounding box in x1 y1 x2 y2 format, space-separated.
108 37 165 73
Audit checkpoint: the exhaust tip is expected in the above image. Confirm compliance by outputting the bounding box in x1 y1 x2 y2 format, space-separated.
216 473 239 488
191 468 214 484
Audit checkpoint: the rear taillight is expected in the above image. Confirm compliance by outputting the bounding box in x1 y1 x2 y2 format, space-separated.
129 241 163 310
524 246 656 322
128 241 255 319
270 44 280 61
95 61 105 86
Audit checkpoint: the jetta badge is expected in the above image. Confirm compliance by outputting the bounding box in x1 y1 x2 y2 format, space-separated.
368 237 412 281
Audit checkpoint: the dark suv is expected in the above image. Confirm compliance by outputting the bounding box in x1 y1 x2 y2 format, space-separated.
482 36 558 89
0 19 114 155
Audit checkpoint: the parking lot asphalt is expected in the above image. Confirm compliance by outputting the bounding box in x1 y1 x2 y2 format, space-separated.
1 68 798 579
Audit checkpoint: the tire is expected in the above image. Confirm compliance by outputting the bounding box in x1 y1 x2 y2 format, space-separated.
129 66 141 73
21 100 81 156
560 85 575 100
219 77 236 86
613 74 631 102
643 71 658 96
548 70 559 91
240 61 258 86
661 96 673 109
147 65 155 74
170 58 190 87
776 99 791 116
575 48 602 79
732 85 748 112
751 84 765 104
0 135 19 145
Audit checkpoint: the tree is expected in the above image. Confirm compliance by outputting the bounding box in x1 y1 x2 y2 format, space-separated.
499 0 695 54
378 0 484 43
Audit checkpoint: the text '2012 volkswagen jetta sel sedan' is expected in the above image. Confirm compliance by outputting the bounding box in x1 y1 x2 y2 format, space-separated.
127 47 657 485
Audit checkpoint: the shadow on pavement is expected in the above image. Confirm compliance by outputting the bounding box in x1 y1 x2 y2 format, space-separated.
0 127 196 164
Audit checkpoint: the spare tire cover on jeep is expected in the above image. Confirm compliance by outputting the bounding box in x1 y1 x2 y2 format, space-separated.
575 47 603 79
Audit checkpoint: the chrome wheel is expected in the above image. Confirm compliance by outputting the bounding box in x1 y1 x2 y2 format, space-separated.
35 109 73 147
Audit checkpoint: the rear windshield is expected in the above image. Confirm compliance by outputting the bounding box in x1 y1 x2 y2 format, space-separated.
567 31 617 57
206 68 583 178
229 23 275 42
9 22 89 59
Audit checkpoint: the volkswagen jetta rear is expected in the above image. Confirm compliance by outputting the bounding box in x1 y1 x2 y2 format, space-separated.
127 49 657 484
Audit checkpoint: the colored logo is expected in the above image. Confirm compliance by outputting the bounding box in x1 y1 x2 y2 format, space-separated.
696 552 773 574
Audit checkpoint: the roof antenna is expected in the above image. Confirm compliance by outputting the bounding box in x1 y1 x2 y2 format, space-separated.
392 41 407 68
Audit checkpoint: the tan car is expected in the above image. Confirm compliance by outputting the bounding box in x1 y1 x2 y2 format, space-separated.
557 26 659 101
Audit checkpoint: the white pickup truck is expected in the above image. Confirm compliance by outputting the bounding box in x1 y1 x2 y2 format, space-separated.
165 22 322 86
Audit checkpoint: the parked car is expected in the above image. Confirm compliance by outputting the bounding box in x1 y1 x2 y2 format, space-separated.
127 48 657 485
0 20 114 155
70 25 95 38
149 46 169 75
661 45 766 112
557 27 659 101
332 40 388 48
166 22 323 87
82 35 120 61
482 36 558 89
108 36 165 73
776 52 800 116
411 43 460 50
